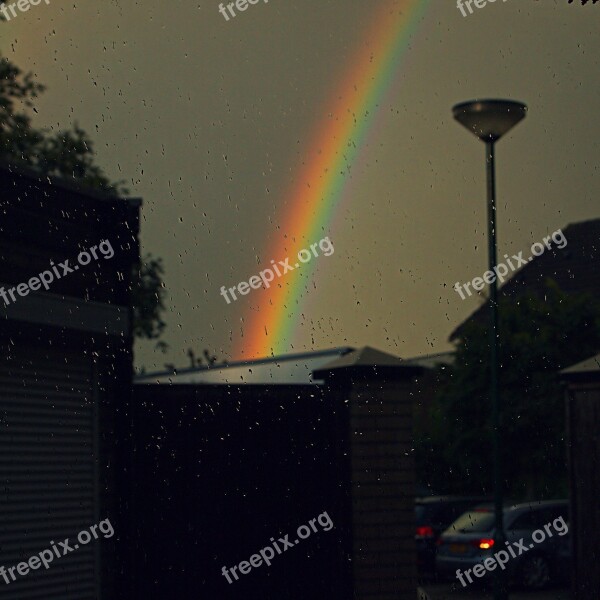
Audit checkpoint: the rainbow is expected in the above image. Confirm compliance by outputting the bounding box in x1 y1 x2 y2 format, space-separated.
238 0 432 359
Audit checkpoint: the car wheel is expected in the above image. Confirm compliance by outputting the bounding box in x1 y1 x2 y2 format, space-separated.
519 553 551 590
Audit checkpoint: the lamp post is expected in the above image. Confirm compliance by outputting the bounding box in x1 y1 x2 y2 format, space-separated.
452 99 527 600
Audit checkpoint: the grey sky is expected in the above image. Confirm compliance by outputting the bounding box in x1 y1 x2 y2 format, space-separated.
6 0 599 370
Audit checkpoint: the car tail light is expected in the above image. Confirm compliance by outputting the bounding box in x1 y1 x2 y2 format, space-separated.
471 538 495 550
416 525 435 539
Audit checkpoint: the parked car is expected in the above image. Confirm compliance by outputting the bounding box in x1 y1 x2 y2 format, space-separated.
435 500 570 590
415 495 490 577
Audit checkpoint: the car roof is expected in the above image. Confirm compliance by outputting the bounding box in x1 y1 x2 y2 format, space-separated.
504 499 568 513
415 495 490 504
446 500 567 511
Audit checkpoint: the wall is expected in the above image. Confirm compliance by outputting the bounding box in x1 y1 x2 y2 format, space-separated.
565 381 600 599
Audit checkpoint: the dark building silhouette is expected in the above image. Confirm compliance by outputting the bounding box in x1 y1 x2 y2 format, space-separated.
561 353 600 600
0 162 139 600
451 217 600 341
132 346 420 599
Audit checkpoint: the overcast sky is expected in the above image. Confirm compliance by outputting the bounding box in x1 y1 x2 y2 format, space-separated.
5 0 599 370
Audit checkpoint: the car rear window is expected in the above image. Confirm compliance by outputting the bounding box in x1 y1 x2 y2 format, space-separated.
447 510 495 534
416 500 488 526
415 504 432 525
415 502 452 524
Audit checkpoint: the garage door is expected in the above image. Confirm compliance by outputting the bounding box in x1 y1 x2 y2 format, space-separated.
0 342 99 599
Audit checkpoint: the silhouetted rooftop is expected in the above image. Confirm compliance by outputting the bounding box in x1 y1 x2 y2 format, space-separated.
450 217 600 341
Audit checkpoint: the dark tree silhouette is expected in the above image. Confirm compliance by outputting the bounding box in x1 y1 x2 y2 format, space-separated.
0 54 167 347
416 279 600 500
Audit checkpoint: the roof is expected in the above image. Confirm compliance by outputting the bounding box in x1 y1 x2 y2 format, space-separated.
313 346 424 381
136 347 451 387
135 347 354 385
0 160 141 207
505 499 568 511
415 495 490 504
560 353 600 384
402 351 455 369
450 218 600 341
316 346 404 370
561 353 600 375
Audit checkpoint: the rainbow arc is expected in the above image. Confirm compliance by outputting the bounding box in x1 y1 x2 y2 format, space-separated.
238 0 432 359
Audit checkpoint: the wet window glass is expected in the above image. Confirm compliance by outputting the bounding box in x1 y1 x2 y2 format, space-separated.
1 1 598 598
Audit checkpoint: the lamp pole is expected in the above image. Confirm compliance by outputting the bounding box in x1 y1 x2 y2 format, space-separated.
486 138 505 598
452 99 527 600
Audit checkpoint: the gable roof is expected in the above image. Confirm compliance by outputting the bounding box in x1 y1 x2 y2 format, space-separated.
562 353 600 375
313 345 424 381
560 352 600 385
450 217 600 341
315 346 404 371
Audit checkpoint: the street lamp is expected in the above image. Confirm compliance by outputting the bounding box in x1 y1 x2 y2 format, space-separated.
452 99 527 600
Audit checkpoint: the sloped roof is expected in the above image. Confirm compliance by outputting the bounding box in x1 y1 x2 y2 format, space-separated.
561 353 600 375
402 351 455 369
313 346 424 381
450 218 600 341
560 352 600 385
135 346 354 385
315 346 404 370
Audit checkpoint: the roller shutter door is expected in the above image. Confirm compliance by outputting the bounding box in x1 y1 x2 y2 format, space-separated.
0 343 99 599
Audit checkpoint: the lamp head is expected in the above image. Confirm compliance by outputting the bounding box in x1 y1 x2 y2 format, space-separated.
453 99 527 142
